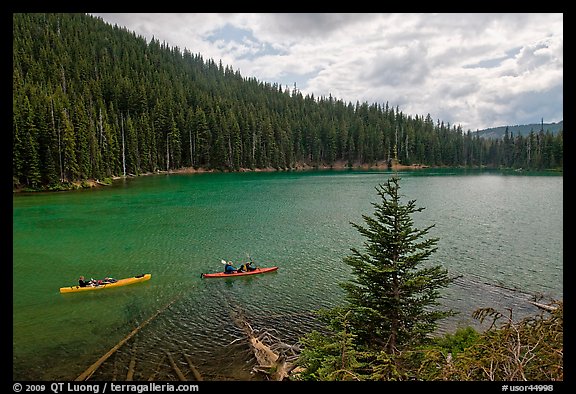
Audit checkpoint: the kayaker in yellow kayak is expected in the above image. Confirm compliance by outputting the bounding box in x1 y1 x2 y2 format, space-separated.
78 275 117 287
78 276 94 287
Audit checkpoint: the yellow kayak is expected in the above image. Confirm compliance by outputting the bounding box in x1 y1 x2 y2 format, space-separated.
59 273 151 294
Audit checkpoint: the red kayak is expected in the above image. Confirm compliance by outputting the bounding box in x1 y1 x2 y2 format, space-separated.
201 266 278 278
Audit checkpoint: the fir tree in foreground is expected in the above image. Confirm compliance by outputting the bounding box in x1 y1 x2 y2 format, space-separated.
341 176 456 353
296 176 456 380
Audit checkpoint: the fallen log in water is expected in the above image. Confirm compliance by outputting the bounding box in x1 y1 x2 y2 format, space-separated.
228 306 299 380
75 294 182 381
183 353 203 381
126 340 138 381
529 301 558 312
166 351 187 381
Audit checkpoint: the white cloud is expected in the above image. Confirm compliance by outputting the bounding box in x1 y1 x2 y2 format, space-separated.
90 12 563 131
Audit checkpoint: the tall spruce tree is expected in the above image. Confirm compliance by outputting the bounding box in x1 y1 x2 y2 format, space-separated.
296 177 456 380
341 176 455 354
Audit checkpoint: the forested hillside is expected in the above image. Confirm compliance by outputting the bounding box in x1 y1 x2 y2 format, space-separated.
475 121 563 139
13 13 563 190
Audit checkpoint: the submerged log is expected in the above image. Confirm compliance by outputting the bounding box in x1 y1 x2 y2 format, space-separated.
228 306 299 380
75 295 182 381
183 353 203 381
529 301 558 312
249 334 279 367
166 351 187 381
126 340 138 381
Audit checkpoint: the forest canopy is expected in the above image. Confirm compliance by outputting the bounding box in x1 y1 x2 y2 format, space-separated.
13 13 563 190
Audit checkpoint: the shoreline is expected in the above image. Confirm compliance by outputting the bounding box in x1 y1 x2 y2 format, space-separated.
13 161 429 193
169 160 428 174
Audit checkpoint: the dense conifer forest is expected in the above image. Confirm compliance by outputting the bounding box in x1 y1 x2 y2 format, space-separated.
13 13 563 190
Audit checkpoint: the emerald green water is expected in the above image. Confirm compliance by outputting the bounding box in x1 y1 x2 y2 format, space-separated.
13 169 563 380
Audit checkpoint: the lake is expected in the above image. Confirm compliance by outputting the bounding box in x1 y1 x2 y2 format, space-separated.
12 168 563 381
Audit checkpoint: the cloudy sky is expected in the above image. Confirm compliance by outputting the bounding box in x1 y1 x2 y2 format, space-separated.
91 13 563 131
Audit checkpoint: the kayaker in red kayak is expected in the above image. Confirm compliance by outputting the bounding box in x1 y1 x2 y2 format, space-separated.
224 261 238 274
238 261 257 272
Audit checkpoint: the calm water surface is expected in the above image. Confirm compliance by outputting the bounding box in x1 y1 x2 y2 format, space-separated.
12 169 563 380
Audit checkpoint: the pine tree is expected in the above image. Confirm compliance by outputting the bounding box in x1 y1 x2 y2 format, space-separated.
193 106 211 167
341 176 455 354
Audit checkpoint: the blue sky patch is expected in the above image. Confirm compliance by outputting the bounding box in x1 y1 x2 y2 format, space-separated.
463 46 522 69
206 24 285 60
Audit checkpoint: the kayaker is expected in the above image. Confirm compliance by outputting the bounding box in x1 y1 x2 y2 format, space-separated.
78 276 93 287
224 261 238 274
91 277 118 285
239 261 257 272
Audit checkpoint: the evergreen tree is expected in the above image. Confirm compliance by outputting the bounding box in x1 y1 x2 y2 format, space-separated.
60 107 79 182
20 99 42 188
341 176 455 354
193 106 211 167
297 177 456 380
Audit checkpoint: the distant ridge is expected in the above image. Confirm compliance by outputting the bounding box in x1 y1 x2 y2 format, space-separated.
474 120 563 139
